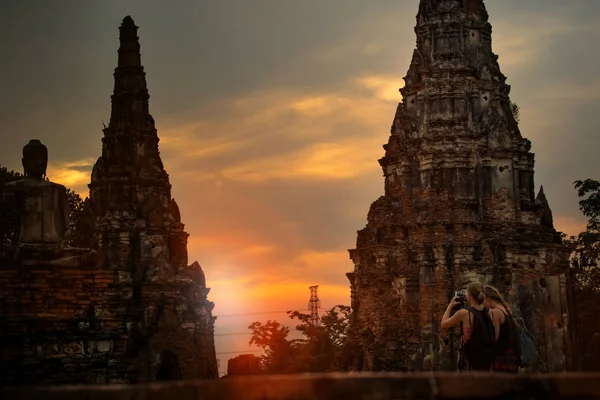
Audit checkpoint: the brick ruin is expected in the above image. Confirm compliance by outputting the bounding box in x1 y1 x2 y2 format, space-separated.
346 0 573 372
226 354 261 376
0 16 218 384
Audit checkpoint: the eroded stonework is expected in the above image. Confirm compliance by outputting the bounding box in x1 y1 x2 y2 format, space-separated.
87 16 218 382
346 0 572 372
0 16 217 384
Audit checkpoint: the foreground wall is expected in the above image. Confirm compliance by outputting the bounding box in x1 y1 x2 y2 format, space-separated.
0 260 217 384
3 373 600 400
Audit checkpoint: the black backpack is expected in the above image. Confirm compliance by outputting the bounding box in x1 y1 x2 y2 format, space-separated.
461 306 496 371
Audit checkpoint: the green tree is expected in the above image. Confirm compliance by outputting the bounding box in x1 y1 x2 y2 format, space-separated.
0 166 23 242
565 179 600 370
567 179 600 291
248 305 352 373
288 305 352 371
70 197 96 249
248 320 296 373
320 305 352 348
510 100 520 124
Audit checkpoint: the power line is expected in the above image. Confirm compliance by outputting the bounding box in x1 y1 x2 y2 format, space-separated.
215 308 327 318
216 350 262 355
213 306 336 336
214 331 252 337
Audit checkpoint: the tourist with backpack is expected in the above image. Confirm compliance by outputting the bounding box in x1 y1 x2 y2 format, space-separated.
483 285 520 373
484 285 538 372
441 282 498 372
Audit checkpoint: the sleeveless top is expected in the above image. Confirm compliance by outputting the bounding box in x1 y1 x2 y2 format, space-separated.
496 309 515 353
492 309 520 373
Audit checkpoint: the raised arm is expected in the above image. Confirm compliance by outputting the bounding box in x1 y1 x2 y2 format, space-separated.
441 297 466 329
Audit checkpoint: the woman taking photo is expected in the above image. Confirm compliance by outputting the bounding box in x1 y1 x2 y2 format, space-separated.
484 285 520 373
441 282 498 371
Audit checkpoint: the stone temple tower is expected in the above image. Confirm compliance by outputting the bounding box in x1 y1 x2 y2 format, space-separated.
89 16 187 280
88 16 218 381
346 0 573 372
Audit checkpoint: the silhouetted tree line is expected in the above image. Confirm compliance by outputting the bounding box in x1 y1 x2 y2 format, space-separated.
565 179 600 371
248 305 352 373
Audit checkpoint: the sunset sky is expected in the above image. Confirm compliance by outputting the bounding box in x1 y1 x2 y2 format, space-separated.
1 0 599 375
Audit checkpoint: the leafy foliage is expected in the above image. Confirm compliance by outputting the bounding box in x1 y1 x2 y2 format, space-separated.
510 100 520 124
320 305 352 347
70 197 96 249
565 179 600 370
248 320 296 373
0 166 23 243
248 305 352 373
566 179 600 292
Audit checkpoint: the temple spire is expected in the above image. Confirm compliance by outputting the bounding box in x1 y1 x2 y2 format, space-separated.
118 16 142 68
417 0 489 24
109 15 152 128
346 0 571 372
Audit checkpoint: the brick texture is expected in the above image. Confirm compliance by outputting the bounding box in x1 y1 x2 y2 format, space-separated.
0 16 217 385
346 0 573 372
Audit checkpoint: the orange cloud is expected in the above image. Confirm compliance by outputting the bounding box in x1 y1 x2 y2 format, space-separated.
356 75 404 102
160 121 245 159
243 245 277 256
46 158 96 196
153 80 396 342
220 139 382 183
554 216 587 238
158 81 401 185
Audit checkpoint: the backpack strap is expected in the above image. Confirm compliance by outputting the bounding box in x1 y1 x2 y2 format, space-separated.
497 308 512 324
464 306 475 326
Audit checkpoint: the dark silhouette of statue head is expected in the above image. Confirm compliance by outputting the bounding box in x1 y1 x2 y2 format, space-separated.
22 140 48 180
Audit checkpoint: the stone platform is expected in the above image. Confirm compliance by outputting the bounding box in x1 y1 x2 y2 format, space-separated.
3 373 600 400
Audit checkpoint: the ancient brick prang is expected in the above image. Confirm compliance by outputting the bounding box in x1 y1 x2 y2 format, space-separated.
87 16 218 382
346 0 572 372
0 16 218 385
89 15 186 281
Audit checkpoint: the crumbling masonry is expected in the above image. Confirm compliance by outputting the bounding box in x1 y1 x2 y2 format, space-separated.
87 15 218 382
0 16 218 384
346 0 573 372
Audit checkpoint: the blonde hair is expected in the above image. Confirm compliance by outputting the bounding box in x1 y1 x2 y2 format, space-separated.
467 282 485 305
483 285 513 314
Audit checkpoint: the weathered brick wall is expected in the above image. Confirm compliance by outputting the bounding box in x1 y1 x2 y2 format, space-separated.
0 262 126 384
346 0 572 372
349 189 571 371
3 373 600 400
227 354 261 376
0 260 218 384
2 16 220 386
78 15 218 384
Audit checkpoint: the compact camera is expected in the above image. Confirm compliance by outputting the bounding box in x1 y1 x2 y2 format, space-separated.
454 291 465 308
